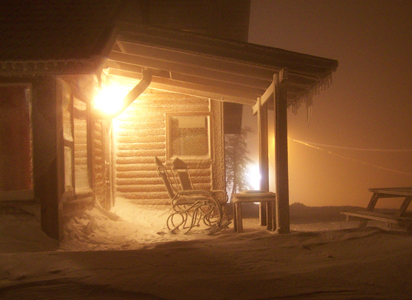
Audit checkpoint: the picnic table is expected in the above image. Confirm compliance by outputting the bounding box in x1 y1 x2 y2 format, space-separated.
341 187 412 231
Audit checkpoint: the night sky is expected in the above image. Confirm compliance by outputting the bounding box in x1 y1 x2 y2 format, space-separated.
247 0 412 207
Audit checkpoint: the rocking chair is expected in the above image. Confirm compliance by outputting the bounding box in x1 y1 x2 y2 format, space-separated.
154 156 230 234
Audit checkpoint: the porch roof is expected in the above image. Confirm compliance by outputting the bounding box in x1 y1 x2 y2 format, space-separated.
106 22 338 108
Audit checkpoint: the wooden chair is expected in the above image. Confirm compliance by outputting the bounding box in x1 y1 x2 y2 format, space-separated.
155 156 230 234
171 157 228 204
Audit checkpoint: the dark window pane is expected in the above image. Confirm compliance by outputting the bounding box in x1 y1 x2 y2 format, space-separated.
0 85 32 191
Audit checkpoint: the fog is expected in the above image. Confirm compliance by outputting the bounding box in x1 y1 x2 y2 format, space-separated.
246 0 412 207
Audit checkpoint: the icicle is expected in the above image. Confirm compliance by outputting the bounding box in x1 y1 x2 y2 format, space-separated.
290 72 333 123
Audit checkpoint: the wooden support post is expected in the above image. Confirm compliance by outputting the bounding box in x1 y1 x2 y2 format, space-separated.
398 196 412 217
274 68 290 234
257 97 269 226
359 192 380 228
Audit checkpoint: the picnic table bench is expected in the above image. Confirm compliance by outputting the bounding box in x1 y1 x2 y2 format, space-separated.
341 187 412 231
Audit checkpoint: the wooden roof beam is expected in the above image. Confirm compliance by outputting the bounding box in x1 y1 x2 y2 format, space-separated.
107 59 267 95
116 41 330 84
107 69 256 105
108 51 272 89
116 40 278 80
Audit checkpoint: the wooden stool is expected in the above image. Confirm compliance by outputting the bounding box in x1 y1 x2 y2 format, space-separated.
232 191 276 233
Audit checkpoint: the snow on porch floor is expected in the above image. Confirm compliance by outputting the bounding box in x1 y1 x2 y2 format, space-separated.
58 198 364 251
0 197 397 253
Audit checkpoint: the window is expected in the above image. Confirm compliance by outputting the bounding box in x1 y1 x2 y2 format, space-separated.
73 97 90 192
166 113 211 160
0 84 33 200
58 79 91 196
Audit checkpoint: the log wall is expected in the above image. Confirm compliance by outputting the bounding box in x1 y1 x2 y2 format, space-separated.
113 90 212 204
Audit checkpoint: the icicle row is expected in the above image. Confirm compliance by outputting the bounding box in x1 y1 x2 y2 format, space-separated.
291 72 333 122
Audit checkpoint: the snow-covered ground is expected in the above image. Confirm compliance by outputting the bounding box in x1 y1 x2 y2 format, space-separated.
1 198 412 299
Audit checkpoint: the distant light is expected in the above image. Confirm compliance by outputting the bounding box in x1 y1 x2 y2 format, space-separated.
94 84 129 116
246 163 261 190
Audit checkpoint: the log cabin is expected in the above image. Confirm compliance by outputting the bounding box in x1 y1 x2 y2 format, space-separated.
0 0 338 239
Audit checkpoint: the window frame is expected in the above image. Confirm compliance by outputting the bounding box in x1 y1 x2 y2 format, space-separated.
58 78 93 199
165 112 212 161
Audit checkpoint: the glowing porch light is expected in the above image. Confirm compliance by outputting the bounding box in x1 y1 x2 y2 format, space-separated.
94 84 130 116
246 163 261 191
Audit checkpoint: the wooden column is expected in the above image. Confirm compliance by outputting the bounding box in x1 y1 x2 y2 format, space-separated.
274 68 290 234
257 97 269 226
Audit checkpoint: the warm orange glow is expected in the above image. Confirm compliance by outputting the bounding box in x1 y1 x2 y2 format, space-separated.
246 163 261 190
94 84 130 116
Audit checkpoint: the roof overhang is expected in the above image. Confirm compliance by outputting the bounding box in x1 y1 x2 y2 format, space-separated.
105 22 338 108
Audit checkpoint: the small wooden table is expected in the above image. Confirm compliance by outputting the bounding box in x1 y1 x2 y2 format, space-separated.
232 191 276 233
342 187 412 230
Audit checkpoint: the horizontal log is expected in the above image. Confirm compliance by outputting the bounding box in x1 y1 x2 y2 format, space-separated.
115 164 157 171
169 160 211 169
116 128 165 136
184 176 211 184
116 191 170 200
75 144 88 151
116 170 159 178
93 175 104 181
118 120 165 129
74 137 87 144
116 114 165 122
116 181 212 193
117 142 165 151
93 157 104 164
116 157 163 164
115 149 165 158
116 197 171 205
187 169 211 177
93 164 104 171
74 149 87 157
94 123 102 131
117 135 165 143
116 177 163 185
117 111 166 119
191 183 212 190
74 122 87 130
93 139 103 147
93 183 104 190
93 177 104 185
93 148 103 156
115 177 210 186
75 158 87 165
116 184 168 193
93 131 102 139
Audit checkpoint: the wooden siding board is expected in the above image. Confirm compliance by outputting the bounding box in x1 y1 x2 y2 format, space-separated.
118 120 165 129
116 192 170 200
117 142 165 150
116 149 166 157
116 128 165 136
117 136 166 143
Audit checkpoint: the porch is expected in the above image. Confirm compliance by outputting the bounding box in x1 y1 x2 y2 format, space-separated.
97 23 338 236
